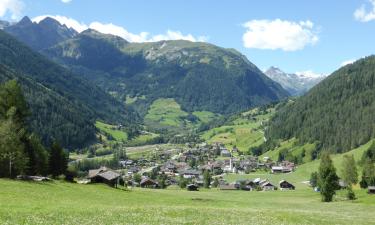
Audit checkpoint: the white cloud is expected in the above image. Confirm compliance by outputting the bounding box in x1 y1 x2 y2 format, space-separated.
0 0 24 20
61 0 72 3
354 0 375 22
340 59 356 67
148 30 208 42
242 19 319 51
31 15 206 43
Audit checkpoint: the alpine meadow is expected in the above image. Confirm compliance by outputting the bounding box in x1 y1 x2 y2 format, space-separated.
0 1 375 225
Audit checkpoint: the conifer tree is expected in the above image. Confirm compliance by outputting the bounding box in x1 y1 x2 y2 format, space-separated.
318 152 339 202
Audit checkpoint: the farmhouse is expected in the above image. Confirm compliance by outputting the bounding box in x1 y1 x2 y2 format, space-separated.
271 166 292 173
260 181 276 191
368 186 375 194
88 167 121 187
180 169 201 179
140 178 158 188
220 149 231 157
279 180 295 190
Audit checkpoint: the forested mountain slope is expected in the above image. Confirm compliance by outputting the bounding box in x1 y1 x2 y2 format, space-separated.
0 30 137 148
267 56 375 153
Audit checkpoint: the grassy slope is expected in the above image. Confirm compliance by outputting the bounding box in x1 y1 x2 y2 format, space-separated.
144 98 219 131
201 109 271 152
95 121 128 141
145 98 189 127
0 179 374 224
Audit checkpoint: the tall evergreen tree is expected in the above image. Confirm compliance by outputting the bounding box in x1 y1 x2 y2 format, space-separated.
48 141 68 177
341 154 358 185
318 152 339 202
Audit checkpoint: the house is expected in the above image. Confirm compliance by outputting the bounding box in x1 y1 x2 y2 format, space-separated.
140 177 158 188
187 184 199 191
219 184 238 190
368 186 375 194
271 166 292 173
88 167 121 187
220 149 231 157
260 181 276 191
279 180 295 190
180 169 201 179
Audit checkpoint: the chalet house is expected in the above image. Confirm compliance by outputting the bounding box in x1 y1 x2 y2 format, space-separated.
179 169 201 179
88 167 121 187
127 167 139 175
221 149 231 157
140 177 158 188
271 166 292 173
279 180 295 190
368 186 375 194
261 181 276 191
187 184 199 191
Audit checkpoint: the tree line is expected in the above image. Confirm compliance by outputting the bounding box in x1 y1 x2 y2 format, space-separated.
0 80 67 178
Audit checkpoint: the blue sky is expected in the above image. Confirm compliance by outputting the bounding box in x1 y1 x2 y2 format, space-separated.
1 0 375 75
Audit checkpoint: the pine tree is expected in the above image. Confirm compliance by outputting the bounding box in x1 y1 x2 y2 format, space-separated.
341 154 358 185
318 152 339 202
48 141 67 178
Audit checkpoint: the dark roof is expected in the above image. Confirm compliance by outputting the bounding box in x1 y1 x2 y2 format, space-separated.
140 178 158 185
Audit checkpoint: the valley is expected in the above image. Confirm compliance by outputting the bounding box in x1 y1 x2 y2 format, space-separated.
1 5 375 224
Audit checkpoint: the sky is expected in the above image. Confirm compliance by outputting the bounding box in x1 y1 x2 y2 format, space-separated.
1 0 375 75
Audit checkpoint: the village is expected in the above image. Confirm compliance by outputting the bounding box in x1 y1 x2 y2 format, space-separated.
82 142 298 192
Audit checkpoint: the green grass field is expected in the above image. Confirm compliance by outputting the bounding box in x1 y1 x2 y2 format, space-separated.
144 98 219 131
0 179 374 224
95 121 128 141
201 109 272 152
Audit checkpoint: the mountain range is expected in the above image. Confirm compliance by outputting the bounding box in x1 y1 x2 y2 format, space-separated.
5 16 289 117
264 66 327 96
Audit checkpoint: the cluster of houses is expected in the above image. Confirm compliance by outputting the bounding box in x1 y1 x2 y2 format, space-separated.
82 142 301 192
218 178 295 191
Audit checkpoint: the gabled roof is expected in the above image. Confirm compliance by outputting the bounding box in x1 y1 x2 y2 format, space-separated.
98 170 120 181
88 166 108 179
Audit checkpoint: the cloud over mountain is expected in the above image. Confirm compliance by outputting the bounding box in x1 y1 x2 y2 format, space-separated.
242 19 319 51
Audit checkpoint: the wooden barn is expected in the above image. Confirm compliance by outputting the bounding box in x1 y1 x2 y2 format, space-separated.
279 180 295 190
140 178 158 188
88 167 121 187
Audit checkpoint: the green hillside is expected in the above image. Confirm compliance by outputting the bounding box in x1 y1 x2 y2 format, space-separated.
201 107 273 152
267 56 375 153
